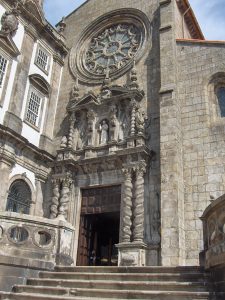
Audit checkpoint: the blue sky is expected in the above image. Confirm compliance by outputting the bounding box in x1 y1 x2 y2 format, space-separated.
44 0 225 40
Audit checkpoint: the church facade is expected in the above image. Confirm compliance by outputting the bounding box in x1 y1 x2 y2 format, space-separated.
0 0 225 291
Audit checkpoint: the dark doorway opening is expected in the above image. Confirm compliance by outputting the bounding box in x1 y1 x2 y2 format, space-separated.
77 185 121 266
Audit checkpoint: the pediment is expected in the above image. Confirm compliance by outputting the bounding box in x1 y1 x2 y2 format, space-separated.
29 74 51 95
76 92 99 107
0 33 20 58
24 0 45 24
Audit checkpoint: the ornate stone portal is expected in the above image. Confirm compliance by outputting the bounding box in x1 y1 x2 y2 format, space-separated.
51 60 153 265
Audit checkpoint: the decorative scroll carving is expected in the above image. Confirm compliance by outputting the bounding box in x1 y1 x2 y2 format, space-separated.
133 163 146 242
85 24 141 76
50 179 60 219
58 176 73 220
121 168 133 243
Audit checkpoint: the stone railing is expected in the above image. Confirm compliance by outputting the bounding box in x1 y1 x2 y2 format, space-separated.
201 194 225 293
0 212 75 268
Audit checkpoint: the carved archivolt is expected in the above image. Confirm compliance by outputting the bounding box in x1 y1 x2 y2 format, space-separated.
70 9 150 84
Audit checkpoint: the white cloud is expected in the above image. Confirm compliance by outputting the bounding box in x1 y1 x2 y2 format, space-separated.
44 0 225 40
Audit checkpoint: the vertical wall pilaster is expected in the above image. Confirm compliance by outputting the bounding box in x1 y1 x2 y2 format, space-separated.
40 55 64 152
0 160 14 212
159 0 185 266
3 26 36 134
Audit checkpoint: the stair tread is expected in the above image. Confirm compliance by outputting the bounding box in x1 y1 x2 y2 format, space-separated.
24 280 208 286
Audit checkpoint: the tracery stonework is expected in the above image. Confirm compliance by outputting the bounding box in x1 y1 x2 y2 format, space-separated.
85 24 141 76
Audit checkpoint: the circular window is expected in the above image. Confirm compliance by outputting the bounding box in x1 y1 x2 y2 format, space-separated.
33 229 53 248
36 231 52 246
9 226 29 243
85 24 141 76
70 9 150 84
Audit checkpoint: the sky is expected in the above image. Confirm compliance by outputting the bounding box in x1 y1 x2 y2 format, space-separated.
44 0 225 40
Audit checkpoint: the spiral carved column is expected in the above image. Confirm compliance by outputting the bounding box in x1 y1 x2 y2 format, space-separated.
130 100 137 136
133 163 146 242
68 113 75 148
50 179 60 219
58 176 72 220
121 168 133 243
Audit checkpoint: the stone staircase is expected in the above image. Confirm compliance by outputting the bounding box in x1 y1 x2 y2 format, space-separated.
0 266 218 299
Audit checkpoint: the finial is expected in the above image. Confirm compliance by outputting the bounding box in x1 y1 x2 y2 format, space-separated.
58 16 66 34
130 60 139 90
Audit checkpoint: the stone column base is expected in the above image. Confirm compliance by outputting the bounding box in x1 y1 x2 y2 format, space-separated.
116 242 147 267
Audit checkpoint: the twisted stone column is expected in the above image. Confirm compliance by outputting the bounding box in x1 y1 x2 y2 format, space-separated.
133 163 146 242
50 179 60 219
58 176 72 220
121 168 133 243
68 113 75 148
130 100 137 136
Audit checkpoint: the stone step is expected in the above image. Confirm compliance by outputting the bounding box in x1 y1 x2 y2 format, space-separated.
2 288 211 300
38 271 208 282
54 266 205 274
21 280 207 292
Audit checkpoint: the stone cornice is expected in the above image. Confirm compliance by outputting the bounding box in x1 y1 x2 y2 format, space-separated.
0 124 54 179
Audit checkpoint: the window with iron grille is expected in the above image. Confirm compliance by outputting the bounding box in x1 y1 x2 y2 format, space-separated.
0 55 7 87
26 89 43 127
6 180 32 215
35 46 50 72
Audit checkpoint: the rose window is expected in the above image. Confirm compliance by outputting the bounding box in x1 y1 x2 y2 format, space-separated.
85 24 141 75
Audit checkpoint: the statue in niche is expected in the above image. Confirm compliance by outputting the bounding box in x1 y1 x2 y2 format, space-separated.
73 114 87 150
110 105 118 141
136 105 146 134
87 109 96 146
99 120 109 145
118 105 129 141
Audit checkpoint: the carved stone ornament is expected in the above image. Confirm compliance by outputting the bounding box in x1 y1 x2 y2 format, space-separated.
85 24 141 76
70 9 150 84
0 9 19 37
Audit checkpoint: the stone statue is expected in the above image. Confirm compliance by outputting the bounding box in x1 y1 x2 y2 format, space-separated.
73 115 87 150
99 120 109 144
0 10 19 36
110 105 118 141
118 106 129 141
87 109 96 146
135 105 145 134
60 136 68 148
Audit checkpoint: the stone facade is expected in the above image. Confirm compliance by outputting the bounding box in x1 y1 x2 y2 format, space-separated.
0 0 225 291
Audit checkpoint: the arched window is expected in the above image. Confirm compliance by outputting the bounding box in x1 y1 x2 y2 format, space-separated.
217 87 225 117
6 180 32 214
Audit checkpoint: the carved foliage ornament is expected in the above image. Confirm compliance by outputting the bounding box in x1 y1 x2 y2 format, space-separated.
85 24 141 76
70 9 150 84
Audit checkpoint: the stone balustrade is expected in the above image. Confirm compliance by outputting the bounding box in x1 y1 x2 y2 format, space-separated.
0 211 74 268
201 194 225 293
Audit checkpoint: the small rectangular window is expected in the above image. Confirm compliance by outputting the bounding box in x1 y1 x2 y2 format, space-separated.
35 46 50 73
26 89 43 127
0 55 7 88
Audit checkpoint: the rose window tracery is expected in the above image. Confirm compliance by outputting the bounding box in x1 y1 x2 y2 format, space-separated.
85 24 141 75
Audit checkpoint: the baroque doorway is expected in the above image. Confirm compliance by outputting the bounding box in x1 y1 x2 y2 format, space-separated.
77 185 121 266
